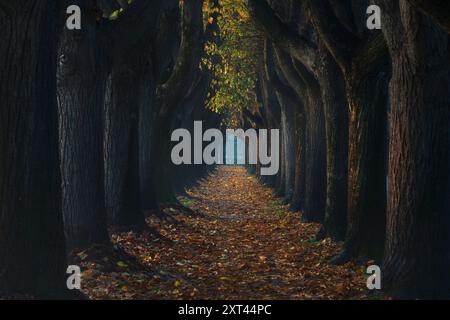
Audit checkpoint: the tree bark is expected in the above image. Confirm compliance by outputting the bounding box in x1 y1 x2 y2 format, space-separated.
316 44 348 241
277 94 296 203
290 109 307 213
406 0 450 34
57 0 109 249
105 54 146 229
138 60 156 211
104 70 130 225
119 90 144 228
0 1 67 297
256 61 281 188
337 65 389 262
378 0 450 299
59 0 163 244
286 60 327 223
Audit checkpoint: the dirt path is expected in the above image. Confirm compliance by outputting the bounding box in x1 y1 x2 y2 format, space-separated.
80 166 366 299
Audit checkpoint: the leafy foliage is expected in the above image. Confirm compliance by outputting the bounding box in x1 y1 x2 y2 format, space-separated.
108 0 134 20
205 0 261 127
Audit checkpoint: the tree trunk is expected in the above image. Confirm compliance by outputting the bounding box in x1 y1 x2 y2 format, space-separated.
270 47 307 213
57 1 109 249
378 0 450 298
301 76 327 223
317 46 348 241
290 108 306 212
304 0 389 261
277 95 296 203
274 129 286 197
139 61 156 211
119 98 145 228
105 56 146 229
104 70 131 225
0 1 67 297
333 66 389 263
149 114 177 205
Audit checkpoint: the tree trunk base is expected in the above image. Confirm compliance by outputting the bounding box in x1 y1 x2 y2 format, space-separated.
314 226 327 241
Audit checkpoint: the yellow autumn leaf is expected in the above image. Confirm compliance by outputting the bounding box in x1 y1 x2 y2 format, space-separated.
117 261 128 268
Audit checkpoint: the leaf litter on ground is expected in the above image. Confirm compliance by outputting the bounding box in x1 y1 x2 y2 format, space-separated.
77 166 376 300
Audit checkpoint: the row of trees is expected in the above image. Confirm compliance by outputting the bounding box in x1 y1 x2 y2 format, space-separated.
0 0 224 298
1 0 449 299
242 0 450 299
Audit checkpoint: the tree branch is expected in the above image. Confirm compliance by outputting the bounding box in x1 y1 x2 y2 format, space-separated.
263 39 299 104
305 0 360 73
406 0 450 34
247 0 318 74
273 46 307 96
157 0 205 117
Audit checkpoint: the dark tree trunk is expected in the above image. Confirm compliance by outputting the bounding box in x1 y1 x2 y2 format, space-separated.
305 0 389 263
139 61 156 211
303 84 327 223
119 97 145 228
290 108 306 212
105 54 146 229
171 72 213 194
57 1 109 249
274 129 286 197
317 46 348 241
146 0 204 207
149 114 177 205
294 66 327 224
104 70 131 225
257 56 281 187
276 95 296 203
0 1 67 297
335 66 389 263
378 0 450 299
270 47 307 213
270 44 326 222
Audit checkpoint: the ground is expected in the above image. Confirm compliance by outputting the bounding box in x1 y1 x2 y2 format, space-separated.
76 166 371 299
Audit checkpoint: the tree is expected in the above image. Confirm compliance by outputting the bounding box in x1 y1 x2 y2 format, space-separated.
57 0 163 248
104 45 150 230
248 0 344 234
0 0 67 297
377 0 450 299
148 0 205 205
264 41 298 204
306 0 389 262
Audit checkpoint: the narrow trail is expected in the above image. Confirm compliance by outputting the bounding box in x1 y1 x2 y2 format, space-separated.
79 166 366 300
